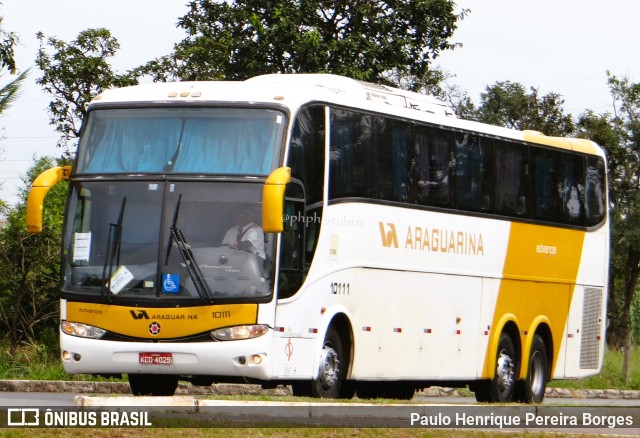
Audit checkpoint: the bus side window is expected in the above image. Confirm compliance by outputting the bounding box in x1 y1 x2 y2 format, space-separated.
288 105 325 287
563 154 585 226
277 183 305 299
414 126 455 208
495 141 529 217
289 106 325 205
371 117 412 202
456 133 493 212
585 156 606 226
329 109 370 198
532 148 563 223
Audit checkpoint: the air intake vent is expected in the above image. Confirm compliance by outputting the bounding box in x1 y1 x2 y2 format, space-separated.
579 287 603 369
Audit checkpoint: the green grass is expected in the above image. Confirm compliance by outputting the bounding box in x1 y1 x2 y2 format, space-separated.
0 341 124 382
548 348 640 390
1 341 638 391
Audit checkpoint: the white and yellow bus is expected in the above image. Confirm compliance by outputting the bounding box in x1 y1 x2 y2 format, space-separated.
27 74 608 402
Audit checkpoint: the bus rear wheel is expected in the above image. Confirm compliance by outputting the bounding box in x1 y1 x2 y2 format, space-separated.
518 334 548 403
291 326 355 399
129 374 179 396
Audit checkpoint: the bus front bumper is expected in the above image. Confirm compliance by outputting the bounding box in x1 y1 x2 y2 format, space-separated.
60 330 273 380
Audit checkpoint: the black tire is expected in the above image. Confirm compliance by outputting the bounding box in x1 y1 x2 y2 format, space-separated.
129 374 178 396
472 380 492 403
520 334 548 403
302 326 354 398
490 332 517 403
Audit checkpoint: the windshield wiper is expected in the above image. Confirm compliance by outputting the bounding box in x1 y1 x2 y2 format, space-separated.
101 196 126 301
165 194 214 303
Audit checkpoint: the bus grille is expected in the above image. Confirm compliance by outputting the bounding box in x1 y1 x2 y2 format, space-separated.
579 287 603 369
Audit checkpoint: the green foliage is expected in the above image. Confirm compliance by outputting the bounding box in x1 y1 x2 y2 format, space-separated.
474 81 575 136
0 338 63 380
35 28 138 154
0 156 68 355
0 14 17 74
0 68 28 114
589 74 640 352
134 0 466 91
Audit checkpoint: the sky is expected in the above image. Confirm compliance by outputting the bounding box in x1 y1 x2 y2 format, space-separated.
0 0 638 206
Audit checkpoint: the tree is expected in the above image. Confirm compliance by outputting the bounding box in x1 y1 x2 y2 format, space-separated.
437 74 478 121
0 12 17 74
474 81 575 136
134 0 466 91
0 69 27 113
0 5 25 207
0 6 24 114
0 156 69 355
576 110 623 340
35 28 137 155
591 74 640 379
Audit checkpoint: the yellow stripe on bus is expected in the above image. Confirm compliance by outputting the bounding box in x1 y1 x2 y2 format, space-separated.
66 302 258 339
523 130 598 155
484 222 585 379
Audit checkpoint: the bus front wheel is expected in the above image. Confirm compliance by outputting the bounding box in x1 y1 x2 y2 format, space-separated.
291 326 355 399
129 373 179 396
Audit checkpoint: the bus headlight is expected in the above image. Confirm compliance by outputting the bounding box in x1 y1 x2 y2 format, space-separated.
211 324 269 341
61 320 106 339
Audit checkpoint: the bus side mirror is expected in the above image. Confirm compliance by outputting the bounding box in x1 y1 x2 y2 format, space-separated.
262 166 291 233
26 165 72 233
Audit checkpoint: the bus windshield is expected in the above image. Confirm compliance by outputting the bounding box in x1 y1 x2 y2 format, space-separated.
62 180 273 302
75 107 285 174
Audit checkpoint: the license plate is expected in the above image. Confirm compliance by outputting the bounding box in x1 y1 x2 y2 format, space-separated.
139 352 172 365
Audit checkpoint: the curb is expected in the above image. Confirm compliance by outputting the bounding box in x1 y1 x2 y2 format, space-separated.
1 380 639 399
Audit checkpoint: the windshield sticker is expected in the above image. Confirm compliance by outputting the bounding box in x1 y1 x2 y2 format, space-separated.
108 265 134 294
162 274 180 293
73 232 92 262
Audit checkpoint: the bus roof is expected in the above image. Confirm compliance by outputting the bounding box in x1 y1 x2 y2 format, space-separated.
91 73 603 157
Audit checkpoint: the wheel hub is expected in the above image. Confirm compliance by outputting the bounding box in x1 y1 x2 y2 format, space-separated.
496 351 515 393
319 345 339 389
530 351 544 393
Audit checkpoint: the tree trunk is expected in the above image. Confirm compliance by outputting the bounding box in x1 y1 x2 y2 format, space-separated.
620 246 640 380
623 330 632 382
606 262 619 347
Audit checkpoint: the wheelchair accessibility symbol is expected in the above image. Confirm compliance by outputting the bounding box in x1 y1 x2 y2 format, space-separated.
162 274 180 293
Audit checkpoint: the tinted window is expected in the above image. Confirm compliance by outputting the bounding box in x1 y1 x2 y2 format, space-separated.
585 156 607 226
456 133 493 212
371 116 412 201
327 108 605 228
531 148 564 222
563 155 585 225
414 126 455 208
289 106 325 204
494 140 529 217
329 109 370 198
